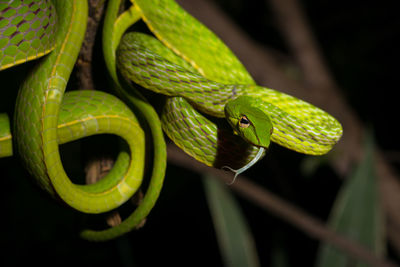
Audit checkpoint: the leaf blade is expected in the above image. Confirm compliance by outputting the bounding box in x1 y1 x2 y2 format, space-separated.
316 132 385 267
203 175 260 267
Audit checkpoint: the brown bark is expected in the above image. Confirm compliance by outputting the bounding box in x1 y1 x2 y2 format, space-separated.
76 0 106 91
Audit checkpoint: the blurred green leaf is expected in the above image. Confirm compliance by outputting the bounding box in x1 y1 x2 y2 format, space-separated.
316 132 385 267
300 155 328 178
203 175 260 267
270 243 289 267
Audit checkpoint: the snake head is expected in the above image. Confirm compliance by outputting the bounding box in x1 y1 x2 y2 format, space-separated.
225 96 273 148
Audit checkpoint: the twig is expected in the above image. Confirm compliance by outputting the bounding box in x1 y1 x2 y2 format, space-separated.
85 157 122 226
268 0 335 89
167 144 397 267
76 0 106 90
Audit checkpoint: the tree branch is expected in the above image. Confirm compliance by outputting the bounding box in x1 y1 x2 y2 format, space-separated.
76 0 105 90
268 0 335 89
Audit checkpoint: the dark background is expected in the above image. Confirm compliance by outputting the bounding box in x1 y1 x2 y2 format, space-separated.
1 0 399 266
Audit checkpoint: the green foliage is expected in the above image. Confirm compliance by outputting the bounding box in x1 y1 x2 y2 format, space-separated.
203 175 260 267
316 132 385 267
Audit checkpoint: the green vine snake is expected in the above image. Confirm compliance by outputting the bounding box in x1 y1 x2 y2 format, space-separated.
0 0 342 241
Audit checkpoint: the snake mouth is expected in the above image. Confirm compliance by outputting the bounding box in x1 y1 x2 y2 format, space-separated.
250 136 271 149
253 126 274 149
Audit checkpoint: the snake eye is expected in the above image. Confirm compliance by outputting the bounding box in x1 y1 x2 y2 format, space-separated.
239 115 250 128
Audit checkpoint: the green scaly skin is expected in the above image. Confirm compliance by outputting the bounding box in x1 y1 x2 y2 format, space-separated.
132 0 254 85
0 113 12 157
117 32 261 168
117 32 342 156
0 0 167 241
116 0 342 167
0 0 57 70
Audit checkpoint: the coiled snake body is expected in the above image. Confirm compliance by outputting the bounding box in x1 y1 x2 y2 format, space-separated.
0 0 342 240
